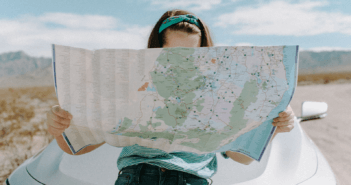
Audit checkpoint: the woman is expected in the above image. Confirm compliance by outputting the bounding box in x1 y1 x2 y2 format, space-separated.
47 9 295 185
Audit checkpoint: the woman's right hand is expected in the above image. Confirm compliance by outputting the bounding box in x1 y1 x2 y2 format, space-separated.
46 105 73 137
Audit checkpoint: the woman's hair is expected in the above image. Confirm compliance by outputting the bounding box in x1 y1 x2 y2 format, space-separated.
147 9 214 48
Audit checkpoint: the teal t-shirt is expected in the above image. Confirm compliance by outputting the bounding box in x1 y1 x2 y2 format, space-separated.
117 144 230 179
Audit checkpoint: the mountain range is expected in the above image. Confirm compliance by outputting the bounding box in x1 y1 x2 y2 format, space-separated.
298 51 351 74
0 50 350 88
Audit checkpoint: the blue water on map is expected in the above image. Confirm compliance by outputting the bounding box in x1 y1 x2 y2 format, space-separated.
153 106 161 112
252 71 262 84
147 84 157 92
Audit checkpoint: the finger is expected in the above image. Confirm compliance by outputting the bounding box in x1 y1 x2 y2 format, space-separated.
274 112 293 122
51 114 71 126
273 116 286 122
54 105 73 119
280 113 294 122
278 111 287 117
273 119 294 126
47 124 65 137
280 115 294 122
51 119 68 129
274 115 294 124
47 111 70 127
52 105 73 120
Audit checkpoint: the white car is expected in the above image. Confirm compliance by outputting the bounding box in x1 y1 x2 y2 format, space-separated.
6 101 338 185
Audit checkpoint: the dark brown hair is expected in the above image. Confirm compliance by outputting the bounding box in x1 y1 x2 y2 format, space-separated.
147 9 214 48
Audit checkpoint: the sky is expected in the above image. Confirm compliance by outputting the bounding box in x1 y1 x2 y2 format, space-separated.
0 0 351 57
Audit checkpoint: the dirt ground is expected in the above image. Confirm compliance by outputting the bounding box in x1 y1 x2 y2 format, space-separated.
0 78 350 184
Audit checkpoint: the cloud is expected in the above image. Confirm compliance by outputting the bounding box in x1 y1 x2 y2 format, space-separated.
0 13 153 57
215 1 351 36
37 13 118 30
149 0 222 12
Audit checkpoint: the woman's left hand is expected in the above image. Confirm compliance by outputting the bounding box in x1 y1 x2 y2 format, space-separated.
272 104 295 133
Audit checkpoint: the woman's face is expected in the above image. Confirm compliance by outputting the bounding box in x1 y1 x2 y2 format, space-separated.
163 30 201 48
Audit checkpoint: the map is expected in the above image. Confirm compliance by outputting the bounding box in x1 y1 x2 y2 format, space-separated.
53 44 298 160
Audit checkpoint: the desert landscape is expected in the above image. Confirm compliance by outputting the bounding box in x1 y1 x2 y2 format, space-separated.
0 74 350 184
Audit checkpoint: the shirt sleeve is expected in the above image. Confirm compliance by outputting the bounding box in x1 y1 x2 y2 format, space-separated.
220 151 230 159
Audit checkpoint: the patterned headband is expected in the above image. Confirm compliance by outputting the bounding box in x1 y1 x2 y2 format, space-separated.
159 14 202 33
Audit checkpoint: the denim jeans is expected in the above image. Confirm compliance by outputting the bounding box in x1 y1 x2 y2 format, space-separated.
114 163 212 185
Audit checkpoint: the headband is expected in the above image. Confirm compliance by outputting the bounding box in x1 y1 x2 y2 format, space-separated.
159 14 202 33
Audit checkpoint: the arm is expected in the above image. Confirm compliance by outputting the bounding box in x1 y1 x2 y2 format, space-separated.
48 105 106 156
225 131 278 165
223 104 295 164
224 151 254 165
55 134 106 155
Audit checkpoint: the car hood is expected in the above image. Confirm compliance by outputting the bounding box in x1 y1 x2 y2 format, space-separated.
26 117 317 185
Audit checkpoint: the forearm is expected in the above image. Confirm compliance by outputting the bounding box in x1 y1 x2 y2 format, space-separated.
55 134 105 155
55 134 73 155
225 151 254 165
226 130 279 165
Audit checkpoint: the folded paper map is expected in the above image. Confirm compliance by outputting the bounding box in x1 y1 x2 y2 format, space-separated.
52 44 299 161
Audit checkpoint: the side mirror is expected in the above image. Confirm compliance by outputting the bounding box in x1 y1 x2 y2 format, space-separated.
299 101 328 122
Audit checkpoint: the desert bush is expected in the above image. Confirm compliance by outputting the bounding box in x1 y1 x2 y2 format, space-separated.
0 86 57 183
297 72 351 85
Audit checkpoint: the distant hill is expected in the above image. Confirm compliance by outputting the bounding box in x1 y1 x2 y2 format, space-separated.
0 65 54 88
0 51 52 78
298 50 351 74
0 50 350 88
